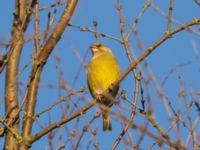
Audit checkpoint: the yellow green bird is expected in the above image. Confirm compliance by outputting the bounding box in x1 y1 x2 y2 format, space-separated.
87 43 120 131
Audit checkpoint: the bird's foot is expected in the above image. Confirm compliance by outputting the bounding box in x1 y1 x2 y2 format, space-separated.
96 94 104 103
108 83 115 93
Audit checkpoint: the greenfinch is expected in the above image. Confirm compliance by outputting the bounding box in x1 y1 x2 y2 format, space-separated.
87 43 120 131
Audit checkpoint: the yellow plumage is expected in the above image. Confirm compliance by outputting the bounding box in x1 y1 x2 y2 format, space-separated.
87 43 120 131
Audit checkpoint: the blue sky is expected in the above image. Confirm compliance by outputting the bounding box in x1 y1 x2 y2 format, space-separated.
0 0 200 149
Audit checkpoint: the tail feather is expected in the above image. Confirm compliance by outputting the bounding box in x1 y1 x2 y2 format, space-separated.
102 112 112 131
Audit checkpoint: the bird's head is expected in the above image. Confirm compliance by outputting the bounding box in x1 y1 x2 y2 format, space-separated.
90 43 111 57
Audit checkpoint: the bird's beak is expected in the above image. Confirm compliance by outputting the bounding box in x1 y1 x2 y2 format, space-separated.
90 45 98 53
89 45 94 49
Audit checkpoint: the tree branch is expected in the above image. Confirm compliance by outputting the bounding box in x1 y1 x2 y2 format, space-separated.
19 0 78 149
30 18 200 145
4 0 37 149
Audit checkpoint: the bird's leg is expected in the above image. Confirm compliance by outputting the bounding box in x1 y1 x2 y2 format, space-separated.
108 83 115 93
95 94 104 103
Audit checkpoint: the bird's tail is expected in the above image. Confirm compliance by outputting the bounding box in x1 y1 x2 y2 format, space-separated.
102 111 112 131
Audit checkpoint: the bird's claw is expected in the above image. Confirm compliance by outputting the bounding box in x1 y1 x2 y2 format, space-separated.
108 83 114 93
96 94 104 103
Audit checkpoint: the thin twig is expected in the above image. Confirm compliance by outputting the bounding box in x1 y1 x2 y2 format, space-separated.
68 22 123 43
34 0 40 55
34 88 85 118
126 1 151 41
31 100 96 143
167 0 173 32
74 112 100 150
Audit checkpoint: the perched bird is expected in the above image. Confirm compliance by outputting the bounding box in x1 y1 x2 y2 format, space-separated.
87 43 120 131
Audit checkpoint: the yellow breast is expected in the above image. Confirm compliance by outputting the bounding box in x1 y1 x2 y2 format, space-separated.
87 51 120 98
